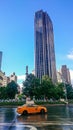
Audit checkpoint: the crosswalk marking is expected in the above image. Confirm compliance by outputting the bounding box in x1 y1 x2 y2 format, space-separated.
0 123 37 130
0 122 73 126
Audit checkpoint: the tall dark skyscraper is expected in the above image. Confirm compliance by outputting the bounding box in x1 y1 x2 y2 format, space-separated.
0 51 2 71
34 10 57 83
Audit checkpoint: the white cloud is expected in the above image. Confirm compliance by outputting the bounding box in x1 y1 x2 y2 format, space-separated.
67 54 73 60
19 83 23 88
70 70 73 85
67 50 73 60
17 75 26 88
17 75 26 80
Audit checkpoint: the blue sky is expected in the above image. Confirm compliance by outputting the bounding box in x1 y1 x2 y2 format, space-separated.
0 0 73 85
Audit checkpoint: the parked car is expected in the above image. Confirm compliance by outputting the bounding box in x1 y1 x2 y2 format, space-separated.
17 104 47 115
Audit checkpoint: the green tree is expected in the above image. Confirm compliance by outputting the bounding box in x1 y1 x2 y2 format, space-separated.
66 83 73 99
0 86 7 99
41 75 55 99
54 83 65 100
6 81 18 99
23 74 40 98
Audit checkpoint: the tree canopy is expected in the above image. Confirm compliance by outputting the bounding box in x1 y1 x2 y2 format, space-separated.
6 81 18 99
23 74 66 100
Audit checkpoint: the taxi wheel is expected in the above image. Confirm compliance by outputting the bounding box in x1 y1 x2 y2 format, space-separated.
40 109 45 114
23 110 28 115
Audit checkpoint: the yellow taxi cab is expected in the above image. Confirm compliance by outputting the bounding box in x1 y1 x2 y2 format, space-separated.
17 103 47 115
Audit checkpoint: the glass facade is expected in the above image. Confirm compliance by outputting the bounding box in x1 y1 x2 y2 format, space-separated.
34 10 57 83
